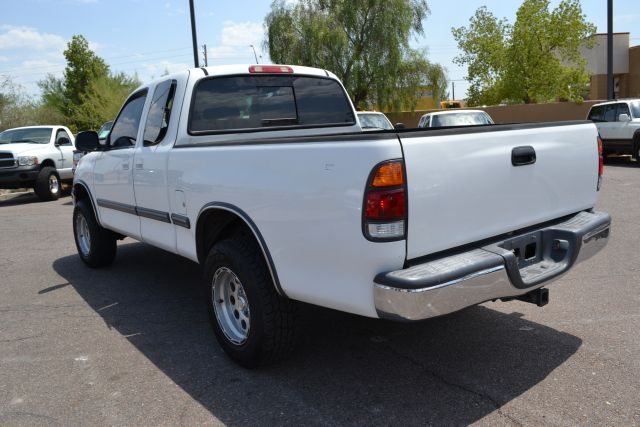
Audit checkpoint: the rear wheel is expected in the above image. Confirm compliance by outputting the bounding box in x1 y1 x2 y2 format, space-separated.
204 237 297 368
73 199 117 267
34 166 60 201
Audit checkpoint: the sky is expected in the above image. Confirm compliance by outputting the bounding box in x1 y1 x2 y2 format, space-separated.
1 0 639 100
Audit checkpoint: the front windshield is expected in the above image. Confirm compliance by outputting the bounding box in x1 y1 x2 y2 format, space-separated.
631 101 640 119
0 127 52 144
431 112 491 127
358 113 393 130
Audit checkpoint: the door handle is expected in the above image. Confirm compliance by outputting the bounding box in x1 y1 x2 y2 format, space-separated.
512 146 536 166
122 162 130 171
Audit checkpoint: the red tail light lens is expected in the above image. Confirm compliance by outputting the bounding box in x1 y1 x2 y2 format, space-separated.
366 189 406 220
363 160 406 241
597 135 603 191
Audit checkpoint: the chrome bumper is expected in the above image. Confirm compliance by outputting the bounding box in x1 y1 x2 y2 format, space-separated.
374 211 611 321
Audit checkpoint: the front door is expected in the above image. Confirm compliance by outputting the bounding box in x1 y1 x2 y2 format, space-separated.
54 128 74 180
93 89 148 239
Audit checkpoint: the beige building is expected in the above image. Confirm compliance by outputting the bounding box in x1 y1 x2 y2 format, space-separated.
579 33 640 99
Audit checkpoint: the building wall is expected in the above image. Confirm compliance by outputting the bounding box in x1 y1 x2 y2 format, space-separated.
580 33 630 75
386 100 604 128
629 46 640 98
590 73 630 99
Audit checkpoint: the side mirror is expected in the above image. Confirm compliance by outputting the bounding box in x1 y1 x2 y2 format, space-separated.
394 123 406 129
618 113 631 122
75 131 100 152
55 137 70 146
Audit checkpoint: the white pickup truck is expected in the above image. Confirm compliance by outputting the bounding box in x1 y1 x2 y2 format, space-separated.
72 65 611 367
0 125 75 200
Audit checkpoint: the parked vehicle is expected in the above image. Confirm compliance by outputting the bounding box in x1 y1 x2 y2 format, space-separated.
587 99 640 159
357 111 394 131
0 125 75 200
72 65 610 367
418 109 494 128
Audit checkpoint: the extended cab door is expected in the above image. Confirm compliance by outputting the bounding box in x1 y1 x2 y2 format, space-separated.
93 89 148 239
133 78 183 252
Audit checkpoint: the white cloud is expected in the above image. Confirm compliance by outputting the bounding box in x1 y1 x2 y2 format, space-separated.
0 26 66 51
220 21 264 47
207 21 265 61
0 56 8 62
139 60 190 81
164 1 185 16
614 14 640 25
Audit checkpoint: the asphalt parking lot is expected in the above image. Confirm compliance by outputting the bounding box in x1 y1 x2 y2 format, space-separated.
0 158 639 426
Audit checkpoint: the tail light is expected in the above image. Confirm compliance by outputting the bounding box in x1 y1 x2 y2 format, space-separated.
597 135 603 191
363 160 406 241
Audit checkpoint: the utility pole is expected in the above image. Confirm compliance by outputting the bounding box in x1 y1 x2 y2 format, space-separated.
189 0 199 68
607 0 614 100
202 44 208 67
452 81 455 101
250 44 259 64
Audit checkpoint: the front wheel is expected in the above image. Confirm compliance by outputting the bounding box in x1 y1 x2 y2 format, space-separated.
34 166 60 201
204 237 298 368
73 199 117 268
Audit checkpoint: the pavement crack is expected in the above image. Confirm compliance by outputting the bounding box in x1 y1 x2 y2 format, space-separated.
382 343 524 427
0 333 44 343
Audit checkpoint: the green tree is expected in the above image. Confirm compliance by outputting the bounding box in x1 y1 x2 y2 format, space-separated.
74 72 140 128
264 0 446 111
39 35 139 131
1 77 62 131
63 35 109 108
452 0 595 105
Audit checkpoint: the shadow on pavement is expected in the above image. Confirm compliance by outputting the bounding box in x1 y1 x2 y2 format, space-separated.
603 155 639 168
53 242 581 425
0 188 72 207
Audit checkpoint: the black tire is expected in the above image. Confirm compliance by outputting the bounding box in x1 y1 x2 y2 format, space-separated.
34 166 60 201
204 237 297 368
73 199 117 268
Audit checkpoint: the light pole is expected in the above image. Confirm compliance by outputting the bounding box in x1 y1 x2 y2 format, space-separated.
607 0 614 100
189 0 199 68
250 44 259 64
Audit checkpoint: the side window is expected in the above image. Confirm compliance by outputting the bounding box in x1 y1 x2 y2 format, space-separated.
616 103 630 119
603 105 617 122
588 106 603 121
143 79 176 146
56 129 72 145
189 75 355 134
109 90 148 149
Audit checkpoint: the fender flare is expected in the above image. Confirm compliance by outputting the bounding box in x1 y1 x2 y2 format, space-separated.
72 180 102 226
197 202 286 297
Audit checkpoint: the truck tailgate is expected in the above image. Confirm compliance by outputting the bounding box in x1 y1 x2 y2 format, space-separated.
399 122 599 260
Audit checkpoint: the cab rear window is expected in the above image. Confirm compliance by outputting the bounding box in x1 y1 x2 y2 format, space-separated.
189 75 355 134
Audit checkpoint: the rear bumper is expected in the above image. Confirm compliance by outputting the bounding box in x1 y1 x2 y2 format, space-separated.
374 210 611 321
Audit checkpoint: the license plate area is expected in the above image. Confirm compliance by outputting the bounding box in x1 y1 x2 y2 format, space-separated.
500 231 543 269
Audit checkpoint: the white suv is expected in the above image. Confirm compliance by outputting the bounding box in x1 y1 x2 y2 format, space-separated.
587 99 640 159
